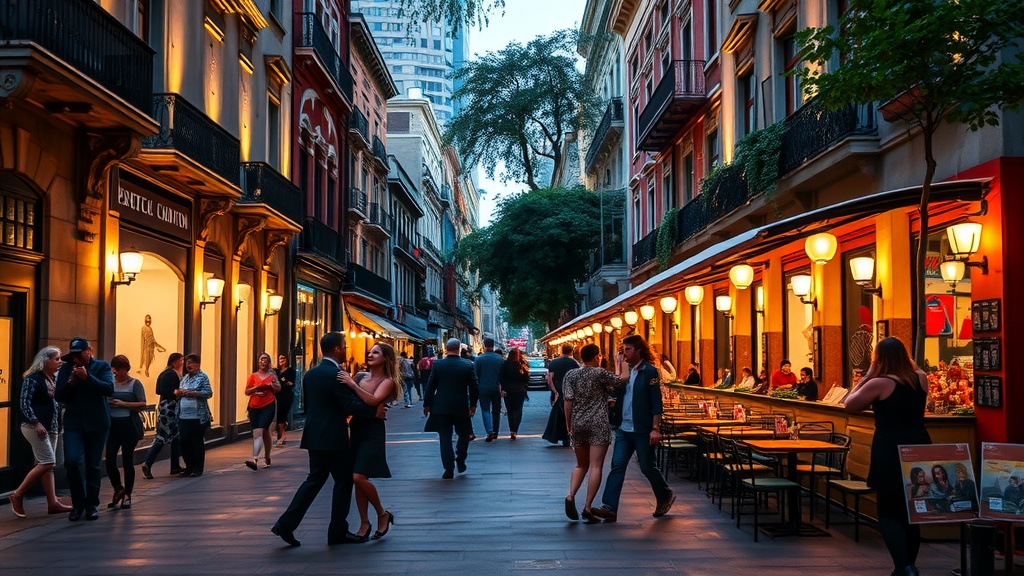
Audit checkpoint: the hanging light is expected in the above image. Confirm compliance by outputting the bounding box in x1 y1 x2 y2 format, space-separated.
624 310 639 325
610 316 623 329
946 222 982 257
659 296 678 314
684 285 704 306
591 322 603 334
940 260 966 289
639 304 656 321
805 232 838 264
576 329 585 339
729 264 754 289
604 324 613 333
584 326 594 337
715 295 733 319
755 285 765 314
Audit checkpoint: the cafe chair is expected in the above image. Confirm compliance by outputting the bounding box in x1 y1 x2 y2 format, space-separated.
658 420 697 477
696 429 730 501
731 440 802 542
824 471 874 542
796 431 850 520
719 437 773 517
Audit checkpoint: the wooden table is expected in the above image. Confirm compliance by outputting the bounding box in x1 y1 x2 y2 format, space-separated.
701 426 778 439
742 439 850 537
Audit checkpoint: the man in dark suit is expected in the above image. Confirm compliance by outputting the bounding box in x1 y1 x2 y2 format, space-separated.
54 338 114 522
424 338 479 479
272 333 383 547
474 337 504 441
592 334 674 522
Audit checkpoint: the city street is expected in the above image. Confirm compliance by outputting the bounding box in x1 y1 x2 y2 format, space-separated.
0 400 961 575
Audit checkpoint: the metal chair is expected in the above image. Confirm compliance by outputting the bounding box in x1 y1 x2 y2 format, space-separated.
796 431 851 520
824 470 874 542
731 440 802 542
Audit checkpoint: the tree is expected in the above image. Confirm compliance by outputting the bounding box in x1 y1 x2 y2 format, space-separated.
793 0 1024 365
456 187 603 330
394 0 505 36
445 31 602 190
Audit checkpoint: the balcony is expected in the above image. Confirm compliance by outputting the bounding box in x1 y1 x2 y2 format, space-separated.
345 261 392 303
631 229 658 269
349 107 369 147
365 202 392 237
299 217 342 264
0 0 156 132
393 231 425 268
371 136 388 167
779 101 877 177
637 60 707 152
238 162 303 228
421 236 441 261
141 93 241 188
584 98 624 173
677 166 750 245
295 12 353 105
347 187 367 220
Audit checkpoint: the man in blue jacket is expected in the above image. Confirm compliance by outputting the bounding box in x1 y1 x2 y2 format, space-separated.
474 338 504 441
54 338 114 521
592 334 674 521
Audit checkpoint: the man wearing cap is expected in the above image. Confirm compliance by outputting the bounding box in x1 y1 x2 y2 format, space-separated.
423 338 479 478
54 338 114 521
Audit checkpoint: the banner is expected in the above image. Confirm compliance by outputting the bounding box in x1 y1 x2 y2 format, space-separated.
979 442 1024 520
898 443 978 524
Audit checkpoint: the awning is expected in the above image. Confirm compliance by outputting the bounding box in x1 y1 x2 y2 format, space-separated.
395 321 436 343
542 178 990 341
348 306 417 342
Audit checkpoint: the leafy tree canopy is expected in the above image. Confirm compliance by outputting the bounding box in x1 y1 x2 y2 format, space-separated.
445 31 603 190
394 0 505 36
456 187 603 330
793 0 1024 364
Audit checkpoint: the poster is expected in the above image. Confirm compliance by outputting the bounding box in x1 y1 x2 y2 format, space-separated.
898 443 978 523
979 443 1024 520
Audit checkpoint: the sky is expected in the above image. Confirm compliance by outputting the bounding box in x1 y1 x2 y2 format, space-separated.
464 0 588 226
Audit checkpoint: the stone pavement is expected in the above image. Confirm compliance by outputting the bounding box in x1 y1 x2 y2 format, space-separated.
0 398 965 575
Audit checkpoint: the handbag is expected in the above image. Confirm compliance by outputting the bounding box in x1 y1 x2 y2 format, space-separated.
131 411 145 439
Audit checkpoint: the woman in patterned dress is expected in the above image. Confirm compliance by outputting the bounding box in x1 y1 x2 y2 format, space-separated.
563 343 627 522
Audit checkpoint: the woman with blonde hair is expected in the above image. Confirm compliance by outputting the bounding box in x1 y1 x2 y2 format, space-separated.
10 346 72 517
244 353 281 470
338 342 402 541
499 348 530 440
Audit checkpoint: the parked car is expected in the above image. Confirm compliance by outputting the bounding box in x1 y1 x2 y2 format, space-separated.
527 356 548 390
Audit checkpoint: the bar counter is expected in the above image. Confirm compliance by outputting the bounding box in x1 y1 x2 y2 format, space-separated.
670 384 976 535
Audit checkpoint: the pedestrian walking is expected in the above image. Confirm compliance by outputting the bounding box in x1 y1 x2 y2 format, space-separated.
399 351 416 408
592 334 674 522
474 338 503 441
416 351 433 403
499 348 529 440
55 338 114 522
542 344 578 446
141 353 184 479
104 355 147 510
274 355 296 446
271 333 384 547
10 346 73 517
423 338 478 479
244 353 280 470
175 354 212 477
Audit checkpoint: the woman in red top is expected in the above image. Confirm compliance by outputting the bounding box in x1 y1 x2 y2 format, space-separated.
769 359 798 391
244 353 281 470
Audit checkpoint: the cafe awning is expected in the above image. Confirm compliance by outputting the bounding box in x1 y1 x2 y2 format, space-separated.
542 177 990 341
347 305 417 341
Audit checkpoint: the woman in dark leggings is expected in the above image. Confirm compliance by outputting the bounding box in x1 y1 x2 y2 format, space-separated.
844 337 931 576
106 355 147 509
499 348 530 440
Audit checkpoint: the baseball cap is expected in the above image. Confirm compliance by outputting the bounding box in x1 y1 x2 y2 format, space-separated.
60 338 90 361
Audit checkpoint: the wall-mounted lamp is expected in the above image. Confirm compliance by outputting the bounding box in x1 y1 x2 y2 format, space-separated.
805 232 838 265
584 326 594 337
946 222 988 274
755 285 765 316
659 296 678 314
200 277 226 309
639 304 656 321
591 322 603 334
624 310 639 325
265 292 284 317
729 264 754 289
610 316 623 329
604 324 614 333
940 260 966 290
715 294 733 319
111 249 144 288
235 282 252 312
790 274 817 308
849 256 883 296
576 329 585 339
684 285 704 306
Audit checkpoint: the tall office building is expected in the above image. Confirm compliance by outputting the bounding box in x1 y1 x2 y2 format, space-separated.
351 0 468 124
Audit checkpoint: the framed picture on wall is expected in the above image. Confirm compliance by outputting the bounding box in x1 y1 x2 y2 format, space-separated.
812 327 822 378
972 299 1001 333
876 320 889 341
975 375 1002 408
973 338 1001 371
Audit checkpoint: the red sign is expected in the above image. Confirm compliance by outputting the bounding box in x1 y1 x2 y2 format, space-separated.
507 338 527 348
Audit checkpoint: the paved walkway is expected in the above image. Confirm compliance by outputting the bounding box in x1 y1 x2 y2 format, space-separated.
0 399 965 574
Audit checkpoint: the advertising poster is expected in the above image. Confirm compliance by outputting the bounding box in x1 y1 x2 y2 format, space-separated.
898 443 978 524
979 443 1024 520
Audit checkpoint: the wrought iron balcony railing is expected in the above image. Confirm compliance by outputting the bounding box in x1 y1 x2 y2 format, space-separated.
367 202 392 232
631 229 658 268
585 98 624 172
372 136 388 166
349 106 369 144
637 60 707 151
299 217 342 263
345 261 392 303
296 12 353 103
142 93 241 185
240 162 303 225
0 0 155 112
676 166 750 245
421 236 440 259
395 231 421 259
348 187 367 216
778 101 876 176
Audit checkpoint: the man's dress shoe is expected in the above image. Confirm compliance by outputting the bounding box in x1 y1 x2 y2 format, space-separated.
327 531 368 545
68 508 84 522
271 524 301 547
84 506 99 521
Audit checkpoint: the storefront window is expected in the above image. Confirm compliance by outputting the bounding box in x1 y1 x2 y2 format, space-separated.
294 285 332 412
922 229 974 412
752 282 765 374
785 273 813 370
0 316 11 467
115 252 185 434
235 273 255 423
201 266 223 426
714 294 731 375
843 250 877 384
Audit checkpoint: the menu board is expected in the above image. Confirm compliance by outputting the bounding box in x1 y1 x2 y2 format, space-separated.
979 443 1024 520
971 299 1001 333
898 443 978 523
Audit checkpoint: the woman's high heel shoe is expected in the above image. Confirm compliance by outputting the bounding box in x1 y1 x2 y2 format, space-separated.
354 522 372 543
120 495 132 509
107 487 125 509
371 511 395 540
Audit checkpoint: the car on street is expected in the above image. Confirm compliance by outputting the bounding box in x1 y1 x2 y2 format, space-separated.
527 356 548 389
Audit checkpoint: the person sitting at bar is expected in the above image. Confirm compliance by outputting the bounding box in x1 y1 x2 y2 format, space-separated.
750 368 771 394
796 367 819 401
769 360 797 392
682 363 701 385
712 368 734 389
736 367 756 390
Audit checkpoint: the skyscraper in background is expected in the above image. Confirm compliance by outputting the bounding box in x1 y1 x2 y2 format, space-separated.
351 0 469 124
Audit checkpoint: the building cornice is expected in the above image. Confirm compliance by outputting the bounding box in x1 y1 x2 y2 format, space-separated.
351 13 399 99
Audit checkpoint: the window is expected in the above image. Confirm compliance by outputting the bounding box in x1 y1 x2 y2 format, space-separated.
646 180 656 232
781 32 801 116
644 27 653 59
660 0 670 27
632 193 641 242
662 168 674 212
420 38 427 48
633 103 640 143
267 94 281 169
433 40 441 50
706 127 720 170
136 0 149 43
706 0 718 56
661 50 671 75
683 151 695 203
740 73 755 136
681 19 693 60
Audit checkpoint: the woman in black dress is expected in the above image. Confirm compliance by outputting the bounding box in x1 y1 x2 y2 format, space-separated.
273 355 296 446
499 348 530 440
844 337 930 576
339 342 401 541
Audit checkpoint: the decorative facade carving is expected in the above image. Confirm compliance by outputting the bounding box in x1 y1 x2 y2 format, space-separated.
234 216 267 257
263 230 293 268
198 198 231 241
78 132 138 242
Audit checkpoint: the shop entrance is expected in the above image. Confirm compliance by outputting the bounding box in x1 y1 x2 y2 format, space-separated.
0 291 27 489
